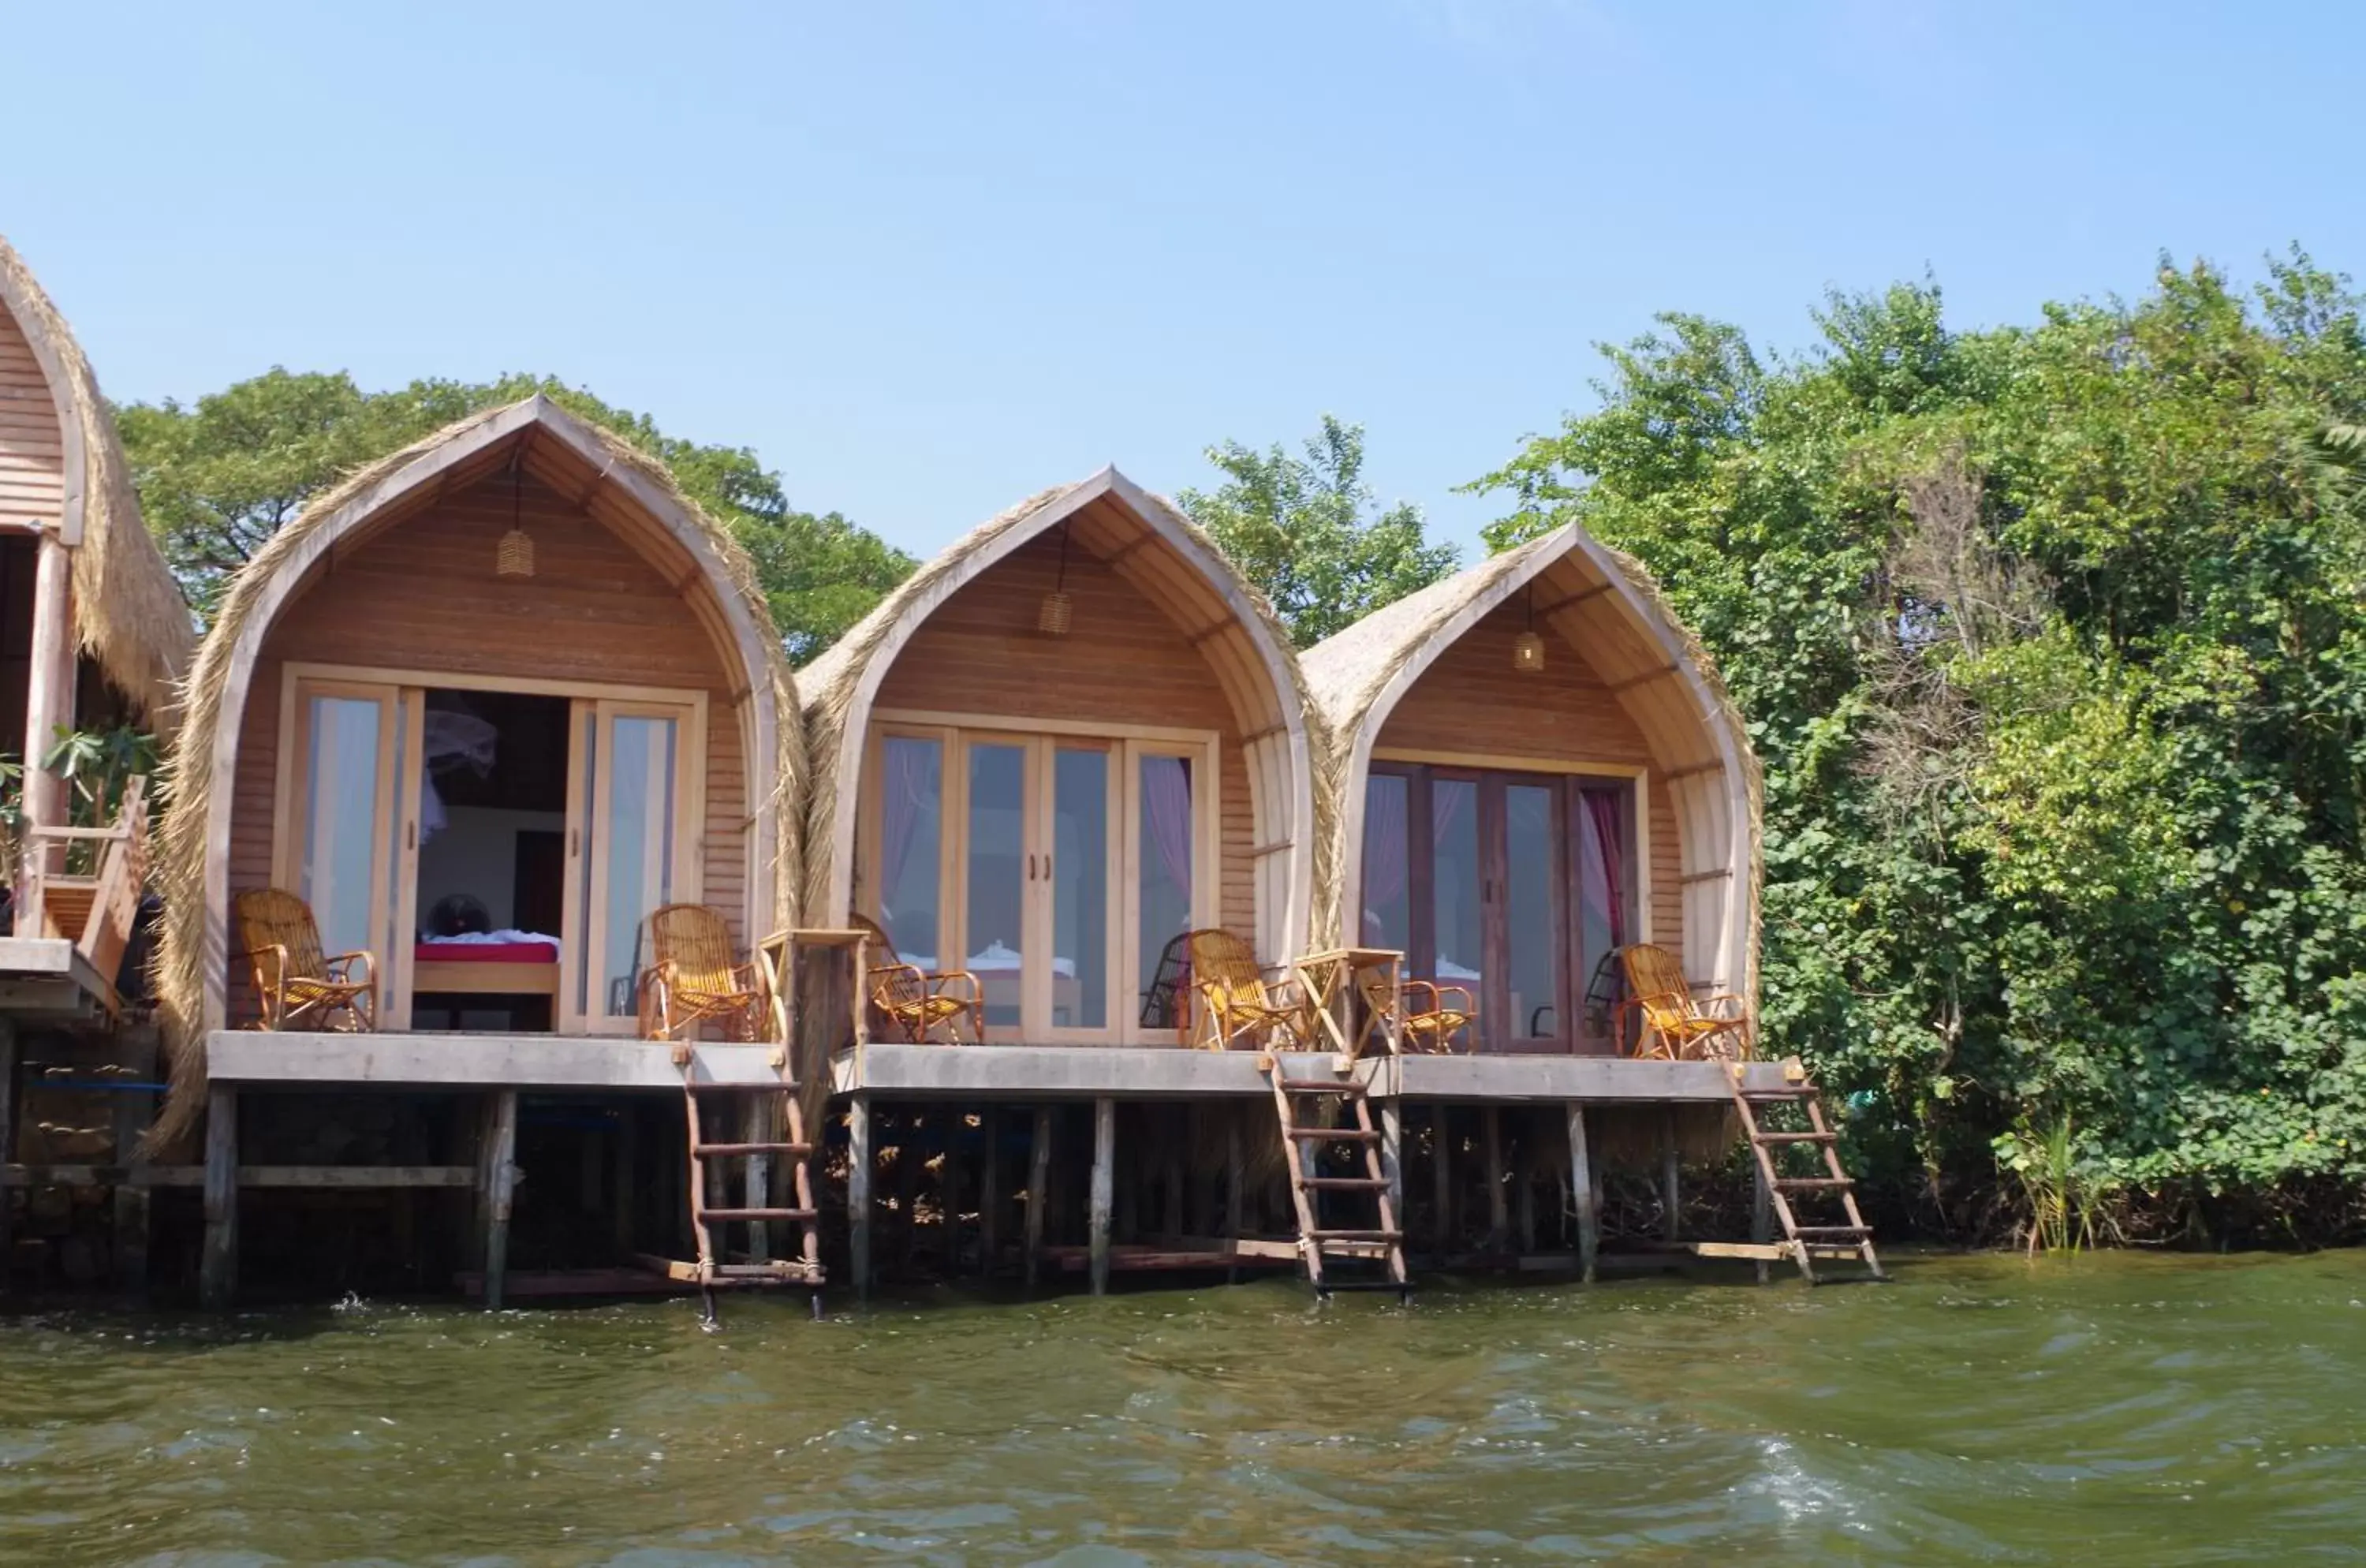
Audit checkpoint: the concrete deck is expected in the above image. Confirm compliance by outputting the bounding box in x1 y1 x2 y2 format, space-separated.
0 935 119 1018
206 1031 793 1089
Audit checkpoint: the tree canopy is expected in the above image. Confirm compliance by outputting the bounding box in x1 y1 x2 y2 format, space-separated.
119 369 913 661
1177 415 1459 647
1474 253 2366 1243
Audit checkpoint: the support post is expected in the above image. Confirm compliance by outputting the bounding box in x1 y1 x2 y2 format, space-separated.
200 1088 239 1310
612 1104 638 1255
894 1111 919 1274
1660 1108 1681 1244
1516 1152 1536 1256
477 1091 517 1310
848 1095 873 1302
1567 1102 1598 1285
1751 1148 1772 1286
1431 1105 1453 1251
1379 1099 1404 1230
1483 1107 1508 1250
1161 1141 1184 1240
112 1032 154 1295
1226 1111 1245 1284
978 1108 999 1279
1088 1096 1114 1297
15 534 71 931
0 1021 17 1290
941 1110 965 1273
745 1097 772 1265
1023 1106 1051 1290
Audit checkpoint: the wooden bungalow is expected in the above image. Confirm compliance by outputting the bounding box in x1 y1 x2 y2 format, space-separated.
150 394 806 1305
0 236 193 1010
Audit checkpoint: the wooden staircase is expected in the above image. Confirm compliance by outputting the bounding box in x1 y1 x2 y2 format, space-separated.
1262 1055 1409 1300
644 1062 826 1321
1729 1062 1883 1283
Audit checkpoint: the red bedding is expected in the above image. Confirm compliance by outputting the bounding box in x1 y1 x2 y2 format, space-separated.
414 942 558 965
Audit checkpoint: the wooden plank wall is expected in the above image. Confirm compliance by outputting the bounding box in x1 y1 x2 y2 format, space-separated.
1373 596 1687 957
0 303 63 530
222 471 750 1018
869 532 1257 941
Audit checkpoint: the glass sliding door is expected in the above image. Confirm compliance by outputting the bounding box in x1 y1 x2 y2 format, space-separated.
965 739 1028 1031
1047 745 1111 1033
1500 780 1567 1049
283 680 411 1025
875 734 945 964
1135 751 1196 1029
568 700 694 1033
1431 775 1483 1006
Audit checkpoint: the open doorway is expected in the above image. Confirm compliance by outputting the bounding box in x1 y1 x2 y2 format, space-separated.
411 689 569 1030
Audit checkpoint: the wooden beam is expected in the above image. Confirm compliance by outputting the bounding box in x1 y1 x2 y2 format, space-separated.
978 1108 999 1279
1088 1097 1115 1297
1567 1103 1599 1285
1237 720 1289 746
1661 759 1726 783
1678 868 1733 885
478 1091 518 1311
1248 839 1294 858
200 1088 238 1310
1225 1113 1245 1285
1483 1107 1508 1246
1607 664 1681 696
1661 1108 1681 1243
942 1110 965 1271
1186 619 1235 646
1532 581 1617 618
744 1097 773 1266
1432 1105 1453 1249
848 1096 873 1301
1024 1107 1051 1290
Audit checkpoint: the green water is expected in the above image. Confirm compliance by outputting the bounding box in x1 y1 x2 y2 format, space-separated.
2 1252 2360 1565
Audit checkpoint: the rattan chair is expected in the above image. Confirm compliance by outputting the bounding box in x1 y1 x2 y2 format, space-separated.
1185 928 1308 1051
636 903 769 1045
234 887 378 1032
1355 966 1476 1054
853 913 982 1043
1618 943 1751 1060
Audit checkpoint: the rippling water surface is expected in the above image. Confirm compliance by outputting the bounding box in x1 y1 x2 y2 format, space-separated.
2 1250 2361 1565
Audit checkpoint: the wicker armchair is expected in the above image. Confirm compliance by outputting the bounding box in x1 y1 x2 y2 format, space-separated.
853 913 982 1043
1184 928 1308 1051
1356 966 1476 1054
1618 943 1751 1060
234 887 378 1032
636 904 769 1047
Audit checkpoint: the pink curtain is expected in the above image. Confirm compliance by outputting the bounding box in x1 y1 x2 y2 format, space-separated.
1361 776 1409 918
1585 790 1628 948
1142 756 1192 899
880 741 935 923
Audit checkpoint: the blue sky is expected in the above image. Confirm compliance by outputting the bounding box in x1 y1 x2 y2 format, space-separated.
6 2 2362 560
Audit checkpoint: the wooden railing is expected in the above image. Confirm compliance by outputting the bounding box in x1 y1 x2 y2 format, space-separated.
17 775 150 991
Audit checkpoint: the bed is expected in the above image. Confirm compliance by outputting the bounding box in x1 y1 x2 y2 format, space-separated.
413 934 562 998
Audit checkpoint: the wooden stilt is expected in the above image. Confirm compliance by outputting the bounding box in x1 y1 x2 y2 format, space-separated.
978 1109 999 1278
941 1111 965 1272
478 1091 518 1310
200 1088 239 1310
1483 1107 1508 1248
1162 1137 1185 1240
1088 1096 1114 1297
0 1021 17 1291
111 1043 152 1296
1567 1102 1598 1285
848 1096 873 1301
894 1111 920 1275
1225 1112 1245 1285
744 1097 773 1265
1023 1106 1051 1290
1432 1105 1453 1249
1660 1108 1681 1243
1516 1154 1537 1255
1379 1099 1404 1232
612 1105 639 1255
1751 1147 1772 1286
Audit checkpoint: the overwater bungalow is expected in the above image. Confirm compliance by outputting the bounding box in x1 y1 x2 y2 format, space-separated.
151 394 811 1306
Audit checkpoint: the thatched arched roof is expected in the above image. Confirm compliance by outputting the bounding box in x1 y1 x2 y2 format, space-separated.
0 235 194 730
151 394 800 1144
1301 522 1762 1007
798 467 1320 957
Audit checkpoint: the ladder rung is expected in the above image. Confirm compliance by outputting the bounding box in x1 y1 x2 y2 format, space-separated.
1739 1089 1812 1103
684 1080 797 1093
1774 1176 1853 1189
1290 1128 1379 1142
695 1206 818 1222
1789 1224 1871 1238
1298 1176 1390 1191
1757 1131 1836 1144
1309 1228 1402 1241
1319 1279 1411 1293
692 1141 813 1157
1277 1078 1365 1095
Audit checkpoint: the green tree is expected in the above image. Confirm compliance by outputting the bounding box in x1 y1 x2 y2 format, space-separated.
118 370 912 658
1473 256 2366 1245
1177 415 1458 646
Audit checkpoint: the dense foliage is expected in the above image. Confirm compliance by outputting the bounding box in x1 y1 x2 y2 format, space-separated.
119 369 912 659
1476 255 2366 1242
1178 415 1459 646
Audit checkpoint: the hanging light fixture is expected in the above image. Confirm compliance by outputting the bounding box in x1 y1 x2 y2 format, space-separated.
496 450 536 580
1513 583 1545 673
1037 521 1073 635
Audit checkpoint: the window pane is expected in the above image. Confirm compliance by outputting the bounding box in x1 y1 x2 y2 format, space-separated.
1432 778 1481 993
1360 773 1409 951
1053 749 1107 1029
302 695 383 963
966 742 1026 1029
1579 785 1632 1037
1138 754 1194 1018
878 737 943 964
1506 783 1559 1040
599 715 677 1017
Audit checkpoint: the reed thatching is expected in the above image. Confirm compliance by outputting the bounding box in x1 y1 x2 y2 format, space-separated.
0 235 195 730
148 396 802 1150
1300 522 1764 1005
797 469 1320 939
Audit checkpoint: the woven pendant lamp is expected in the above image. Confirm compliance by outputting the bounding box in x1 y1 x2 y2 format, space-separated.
496 454 536 580
1513 584 1545 673
1037 522 1073 635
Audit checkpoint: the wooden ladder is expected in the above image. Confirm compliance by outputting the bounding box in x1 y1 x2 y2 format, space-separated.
1262 1055 1409 1300
647 1064 827 1322
1729 1062 1883 1284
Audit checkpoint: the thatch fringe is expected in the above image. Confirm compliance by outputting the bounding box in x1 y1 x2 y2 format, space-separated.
148 398 801 1152
0 235 194 732
1299 524 1764 1003
797 471 1319 940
